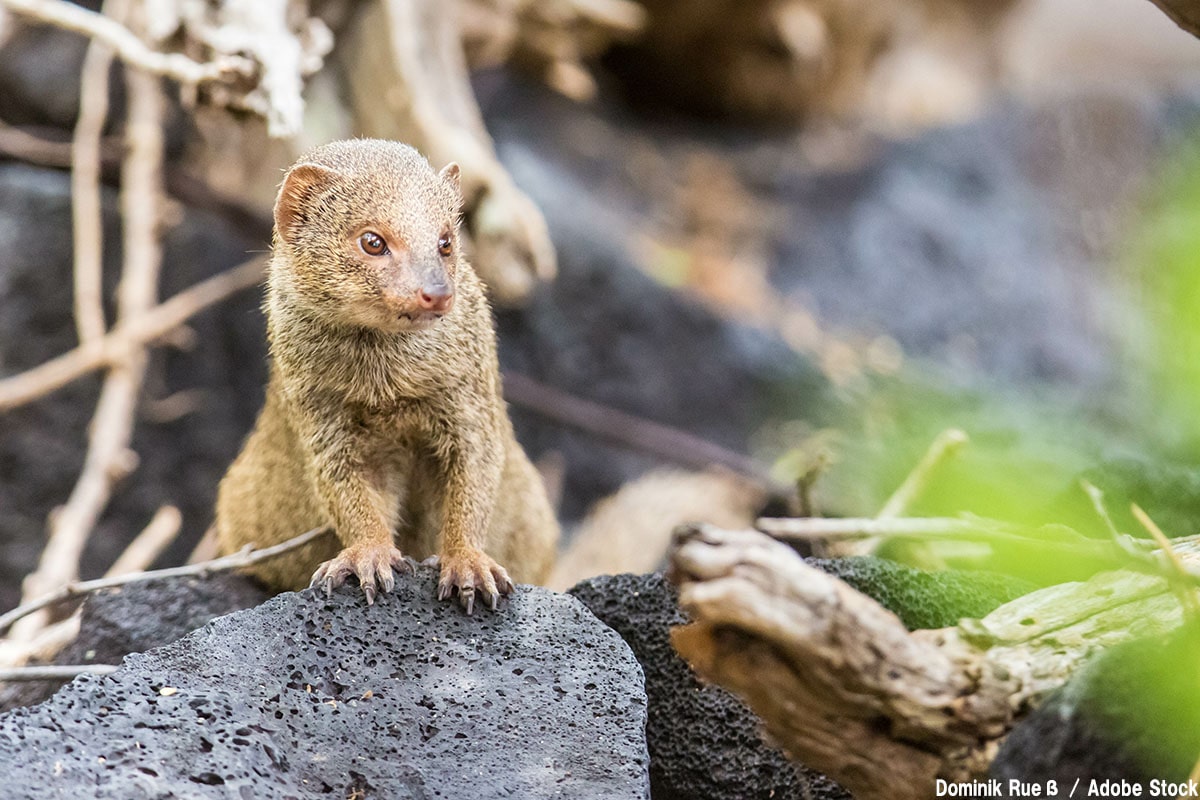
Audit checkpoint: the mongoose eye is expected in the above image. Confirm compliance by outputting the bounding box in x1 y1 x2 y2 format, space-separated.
359 231 388 256
437 233 453 257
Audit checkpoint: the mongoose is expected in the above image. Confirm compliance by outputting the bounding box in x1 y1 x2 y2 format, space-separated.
215 139 559 613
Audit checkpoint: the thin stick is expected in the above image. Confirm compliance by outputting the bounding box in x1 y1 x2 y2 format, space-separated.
0 616 82 668
1081 480 1146 560
105 505 180 577
760 516 1016 541
0 256 265 411
9 58 166 644
1132 503 1200 620
69 0 127 345
0 121 104 165
501 371 786 495
876 428 967 519
0 526 330 636
0 0 250 85
0 121 273 242
757 515 1139 559
0 665 117 681
0 506 181 669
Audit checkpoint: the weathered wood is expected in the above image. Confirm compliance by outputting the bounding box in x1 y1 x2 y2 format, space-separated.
669 524 1199 800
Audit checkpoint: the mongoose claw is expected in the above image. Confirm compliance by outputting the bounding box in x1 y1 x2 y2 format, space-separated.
309 543 407 605
435 550 513 614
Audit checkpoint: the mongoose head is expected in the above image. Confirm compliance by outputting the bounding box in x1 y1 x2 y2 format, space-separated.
271 139 464 333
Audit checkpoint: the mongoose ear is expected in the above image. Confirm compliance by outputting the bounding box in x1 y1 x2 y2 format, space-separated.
275 163 337 242
439 162 462 200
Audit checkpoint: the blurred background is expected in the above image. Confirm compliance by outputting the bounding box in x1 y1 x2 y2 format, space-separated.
2 0 1200 611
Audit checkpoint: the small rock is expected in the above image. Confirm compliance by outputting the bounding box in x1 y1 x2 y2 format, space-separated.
0 568 651 799
570 572 850 800
0 573 269 712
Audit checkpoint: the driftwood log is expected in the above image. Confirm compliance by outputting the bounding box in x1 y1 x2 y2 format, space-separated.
668 523 1196 800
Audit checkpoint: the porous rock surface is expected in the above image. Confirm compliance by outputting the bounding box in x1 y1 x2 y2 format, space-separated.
569 572 851 800
567 560 1032 799
0 574 270 712
0 568 651 799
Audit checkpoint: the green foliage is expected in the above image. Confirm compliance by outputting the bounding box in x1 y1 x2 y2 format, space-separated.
1128 135 1200 453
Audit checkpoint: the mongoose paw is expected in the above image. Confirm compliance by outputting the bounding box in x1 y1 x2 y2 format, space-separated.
435 550 515 615
310 543 413 605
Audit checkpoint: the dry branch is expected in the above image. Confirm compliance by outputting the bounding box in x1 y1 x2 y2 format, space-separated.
502 371 787 495
0 0 250 84
105 504 181 577
341 0 558 305
0 504 180 668
69 0 126 346
0 526 330 636
169 0 332 137
827 427 968 559
0 256 265 411
9 50 167 645
668 523 1200 800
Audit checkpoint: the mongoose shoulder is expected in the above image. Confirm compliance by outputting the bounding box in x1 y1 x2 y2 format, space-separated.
215 138 559 613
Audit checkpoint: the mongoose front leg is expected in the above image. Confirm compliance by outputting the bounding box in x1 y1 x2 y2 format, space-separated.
435 413 513 614
301 413 411 605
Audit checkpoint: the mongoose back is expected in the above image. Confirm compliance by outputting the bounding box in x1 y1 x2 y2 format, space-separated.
215 139 559 613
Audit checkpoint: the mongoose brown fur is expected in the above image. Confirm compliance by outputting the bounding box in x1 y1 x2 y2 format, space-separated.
215 139 559 613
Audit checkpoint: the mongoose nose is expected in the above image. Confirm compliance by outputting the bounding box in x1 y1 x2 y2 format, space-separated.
417 287 454 313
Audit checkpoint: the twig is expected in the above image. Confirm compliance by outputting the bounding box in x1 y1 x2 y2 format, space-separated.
0 122 105 165
0 120 272 242
876 428 967 519
0 665 117 681
0 256 265 411
1081 480 1146 560
501 371 788 496
1132 503 1200 620
0 617 81 668
758 515 1147 562
105 505 180 577
9 53 166 644
69 0 127 346
0 505 179 668
0 526 330 636
0 0 251 85
759 515 1020 541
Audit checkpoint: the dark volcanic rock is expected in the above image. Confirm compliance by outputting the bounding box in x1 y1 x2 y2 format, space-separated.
482 73 1200 404
991 628 1200 790
493 143 827 522
568 561 1032 799
0 573 269 712
0 567 650 799
569 572 850 800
